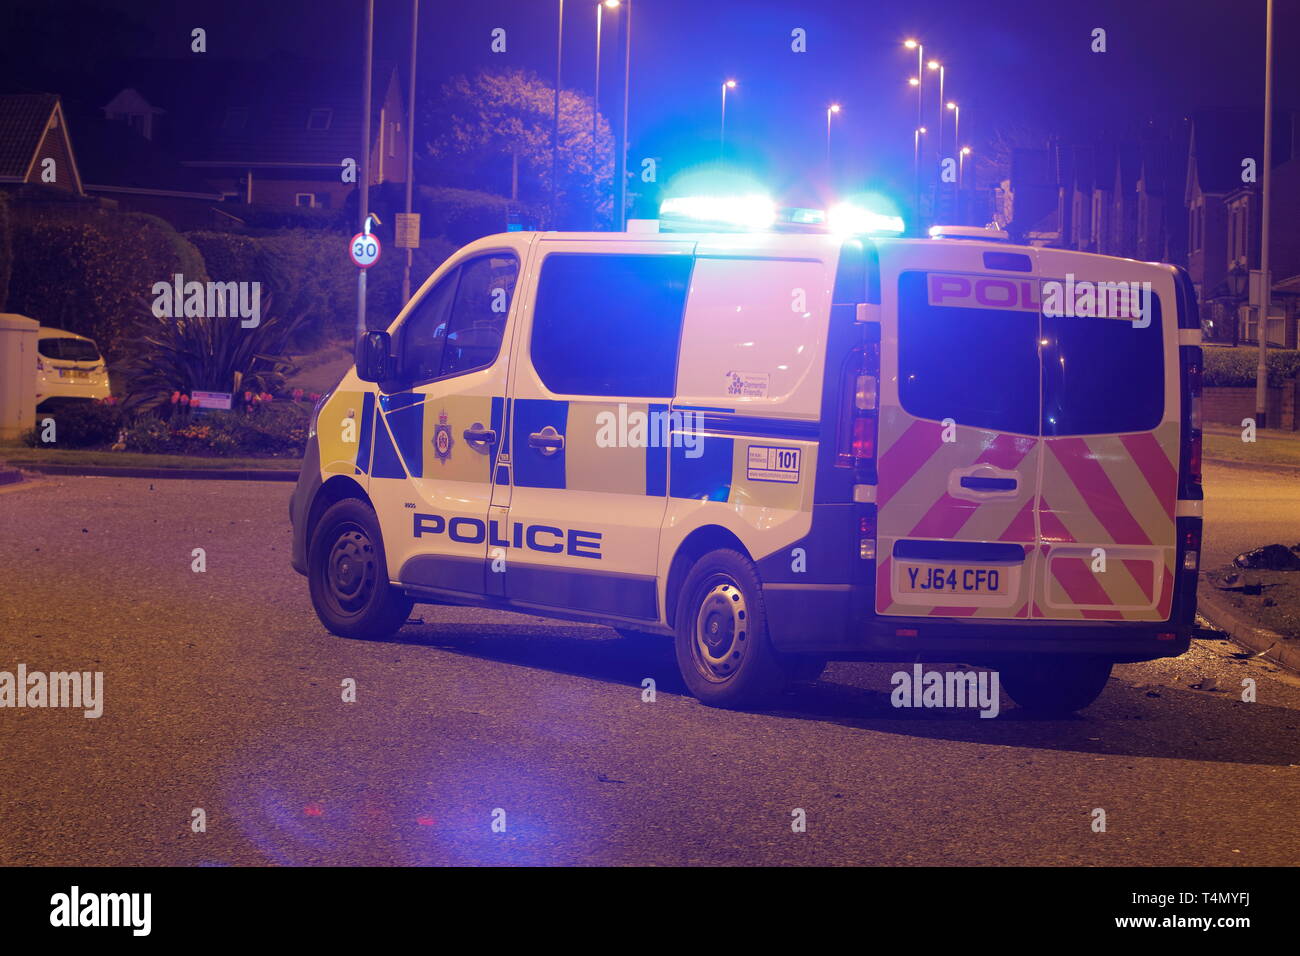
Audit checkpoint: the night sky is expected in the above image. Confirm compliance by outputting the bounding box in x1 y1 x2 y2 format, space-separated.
4 0 1297 208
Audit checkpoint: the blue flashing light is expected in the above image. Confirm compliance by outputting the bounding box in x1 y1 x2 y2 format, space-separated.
659 193 777 231
828 202 905 236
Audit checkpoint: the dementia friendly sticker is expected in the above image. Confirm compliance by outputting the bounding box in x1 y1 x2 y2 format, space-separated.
726 370 769 399
747 445 800 483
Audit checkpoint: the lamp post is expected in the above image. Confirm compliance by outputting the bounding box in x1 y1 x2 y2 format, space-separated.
826 103 841 178
946 101 959 165
551 0 564 227
616 0 633 230
1256 0 1274 428
927 60 943 158
721 78 736 151
905 39 923 209
593 1 620 229
914 126 926 223
959 145 970 189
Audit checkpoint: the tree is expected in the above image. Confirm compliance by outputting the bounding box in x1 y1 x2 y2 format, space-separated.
423 69 615 229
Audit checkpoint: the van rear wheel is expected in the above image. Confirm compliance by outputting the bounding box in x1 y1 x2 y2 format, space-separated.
308 498 413 640
1000 657 1113 715
674 549 789 708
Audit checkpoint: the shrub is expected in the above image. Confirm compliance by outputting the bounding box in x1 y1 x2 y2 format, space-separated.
115 302 302 416
22 400 124 448
7 208 207 360
119 400 311 457
1203 347 1300 387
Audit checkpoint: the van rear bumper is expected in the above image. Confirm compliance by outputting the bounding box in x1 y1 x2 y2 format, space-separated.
764 584 1192 664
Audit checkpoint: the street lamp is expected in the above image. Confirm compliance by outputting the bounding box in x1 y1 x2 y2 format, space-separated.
946 101 960 165
617 0 633 230
721 79 736 151
914 126 926 219
826 103 841 173
593 1 620 228
551 0 565 226
904 39 923 197
959 145 971 189
927 59 944 156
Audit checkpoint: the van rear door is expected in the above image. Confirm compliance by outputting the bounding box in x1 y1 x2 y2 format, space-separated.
874 242 1043 621
1032 251 1179 622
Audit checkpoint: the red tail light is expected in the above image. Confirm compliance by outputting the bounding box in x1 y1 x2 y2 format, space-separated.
837 334 880 471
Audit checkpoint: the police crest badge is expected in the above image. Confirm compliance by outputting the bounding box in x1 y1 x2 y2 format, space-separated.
433 409 454 463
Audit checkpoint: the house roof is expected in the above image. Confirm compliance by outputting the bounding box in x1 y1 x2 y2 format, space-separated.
74 113 219 197
0 92 59 178
181 58 400 167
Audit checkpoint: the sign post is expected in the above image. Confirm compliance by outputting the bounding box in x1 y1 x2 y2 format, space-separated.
351 216 381 343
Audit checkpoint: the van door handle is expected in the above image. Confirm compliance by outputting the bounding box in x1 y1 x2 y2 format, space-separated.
960 475 1018 492
528 425 565 456
462 423 497 446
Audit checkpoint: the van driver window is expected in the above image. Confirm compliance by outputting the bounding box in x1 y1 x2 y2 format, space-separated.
400 253 517 383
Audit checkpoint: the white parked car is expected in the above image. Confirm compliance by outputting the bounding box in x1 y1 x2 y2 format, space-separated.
35 327 110 409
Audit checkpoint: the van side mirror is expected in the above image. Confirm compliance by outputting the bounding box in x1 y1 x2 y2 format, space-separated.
355 331 393 383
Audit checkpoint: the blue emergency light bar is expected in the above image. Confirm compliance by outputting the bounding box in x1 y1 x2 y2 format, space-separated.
658 195 904 236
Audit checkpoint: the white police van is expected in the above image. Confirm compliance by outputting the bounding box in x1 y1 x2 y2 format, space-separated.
290 201 1204 714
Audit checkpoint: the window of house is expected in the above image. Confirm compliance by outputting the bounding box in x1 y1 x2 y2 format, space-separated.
295 193 316 208
530 254 693 397
307 108 332 131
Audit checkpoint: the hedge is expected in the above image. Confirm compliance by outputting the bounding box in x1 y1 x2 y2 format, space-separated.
7 209 207 360
1203 347 1300 388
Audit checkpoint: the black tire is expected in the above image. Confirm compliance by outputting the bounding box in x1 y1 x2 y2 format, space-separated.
307 498 413 640
673 548 789 708
999 657 1113 715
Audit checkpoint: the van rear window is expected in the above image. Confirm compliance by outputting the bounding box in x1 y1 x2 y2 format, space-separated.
897 271 1039 435
1042 297 1164 435
897 271 1165 436
38 337 100 362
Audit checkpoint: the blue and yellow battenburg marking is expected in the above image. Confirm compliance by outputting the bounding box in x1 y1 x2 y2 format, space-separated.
328 391 813 510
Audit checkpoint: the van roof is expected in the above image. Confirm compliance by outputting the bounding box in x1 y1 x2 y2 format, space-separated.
469 231 1174 274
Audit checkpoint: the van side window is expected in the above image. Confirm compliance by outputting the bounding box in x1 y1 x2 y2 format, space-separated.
400 252 517 384
531 253 693 397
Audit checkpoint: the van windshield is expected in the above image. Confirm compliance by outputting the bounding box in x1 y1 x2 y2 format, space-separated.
38 337 101 362
897 271 1165 436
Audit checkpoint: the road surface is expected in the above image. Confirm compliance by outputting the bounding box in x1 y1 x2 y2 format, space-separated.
0 462 1296 865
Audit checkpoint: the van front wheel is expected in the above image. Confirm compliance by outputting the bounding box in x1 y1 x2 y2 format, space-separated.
999 657 1113 715
674 549 789 708
308 498 413 640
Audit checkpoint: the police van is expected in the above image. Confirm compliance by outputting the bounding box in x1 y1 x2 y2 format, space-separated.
289 201 1204 714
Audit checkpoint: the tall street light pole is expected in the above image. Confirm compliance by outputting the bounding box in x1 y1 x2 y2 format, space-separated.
914 126 926 222
1256 0 1274 429
357 0 374 343
551 0 564 228
401 0 419 305
826 103 841 178
617 0 632 230
928 60 943 159
905 39 923 215
721 79 736 152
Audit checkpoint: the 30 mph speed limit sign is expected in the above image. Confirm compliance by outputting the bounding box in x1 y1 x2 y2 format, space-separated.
349 232 381 268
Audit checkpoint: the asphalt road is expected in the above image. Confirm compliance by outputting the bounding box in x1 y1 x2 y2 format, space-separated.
0 462 1297 866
